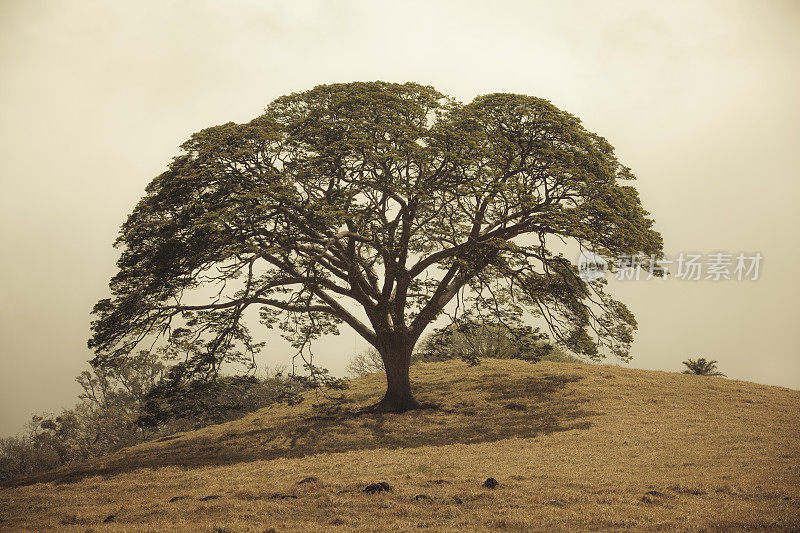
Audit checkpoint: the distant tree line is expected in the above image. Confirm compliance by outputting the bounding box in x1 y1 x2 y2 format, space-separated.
347 318 585 376
0 354 312 482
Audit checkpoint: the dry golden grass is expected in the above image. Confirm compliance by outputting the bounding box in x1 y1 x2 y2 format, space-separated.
1 359 799 531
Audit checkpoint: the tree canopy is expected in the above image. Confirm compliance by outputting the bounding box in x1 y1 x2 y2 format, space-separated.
89 81 662 412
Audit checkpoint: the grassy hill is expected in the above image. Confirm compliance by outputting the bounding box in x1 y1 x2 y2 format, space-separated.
1 359 799 531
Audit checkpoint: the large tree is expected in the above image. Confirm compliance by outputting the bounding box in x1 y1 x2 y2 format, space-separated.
89 82 662 413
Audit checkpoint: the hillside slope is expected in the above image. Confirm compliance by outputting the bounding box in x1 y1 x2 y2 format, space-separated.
1 359 799 531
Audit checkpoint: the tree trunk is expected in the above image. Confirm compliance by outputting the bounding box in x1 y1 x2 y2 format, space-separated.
372 339 420 413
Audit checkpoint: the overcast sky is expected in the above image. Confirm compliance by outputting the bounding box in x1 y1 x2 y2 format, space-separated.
1 0 798 436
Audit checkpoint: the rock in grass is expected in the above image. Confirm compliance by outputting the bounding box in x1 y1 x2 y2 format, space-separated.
482 477 499 489
298 476 319 484
363 482 392 494
641 491 665 503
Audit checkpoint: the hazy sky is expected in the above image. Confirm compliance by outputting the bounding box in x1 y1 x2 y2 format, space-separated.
1 0 798 436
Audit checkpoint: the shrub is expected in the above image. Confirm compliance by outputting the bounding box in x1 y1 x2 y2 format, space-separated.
682 357 726 377
416 319 576 365
346 320 585 377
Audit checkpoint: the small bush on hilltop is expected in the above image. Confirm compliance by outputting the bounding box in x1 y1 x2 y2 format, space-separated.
682 357 726 377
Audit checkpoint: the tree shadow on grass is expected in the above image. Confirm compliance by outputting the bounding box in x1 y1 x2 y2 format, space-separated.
5 373 597 487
